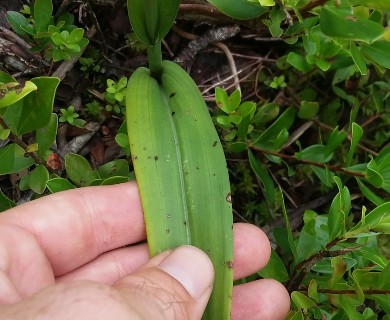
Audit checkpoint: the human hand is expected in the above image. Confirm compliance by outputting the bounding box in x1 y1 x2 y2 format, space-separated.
0 182 290 319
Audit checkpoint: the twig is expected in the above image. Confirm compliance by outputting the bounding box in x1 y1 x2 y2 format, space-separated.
173 24 240 67
249 144 366 178
213 42 240 92
299 287 390 295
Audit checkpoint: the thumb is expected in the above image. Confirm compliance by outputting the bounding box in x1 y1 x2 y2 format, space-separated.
114 245 215 319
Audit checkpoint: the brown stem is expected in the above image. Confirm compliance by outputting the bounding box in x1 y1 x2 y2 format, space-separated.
287 245 361 292
249 145 366 178
0 118 55 173
299 287 390 295
299 0 328 14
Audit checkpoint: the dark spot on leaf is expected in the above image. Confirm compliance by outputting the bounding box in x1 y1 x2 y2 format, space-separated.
132 155 138 161
169 92 176 98
183 221 187 226
212 141 218 147
172 111 175 116
196 166 200 170
166 229 170 234
226 260 234 269
154 156 158 161
226 193 232 203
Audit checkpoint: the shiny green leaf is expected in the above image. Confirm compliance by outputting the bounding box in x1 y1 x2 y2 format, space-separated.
65 153 98 187
320 6 384 43
207 0 268 19
3 77 60 135
36 113 58 159
47 177 76 193
29 165 49 194
0 144 34 175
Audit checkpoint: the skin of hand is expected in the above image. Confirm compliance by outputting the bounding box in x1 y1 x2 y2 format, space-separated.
0 182 290 319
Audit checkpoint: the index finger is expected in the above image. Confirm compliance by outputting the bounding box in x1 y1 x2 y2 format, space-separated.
0 182 145 276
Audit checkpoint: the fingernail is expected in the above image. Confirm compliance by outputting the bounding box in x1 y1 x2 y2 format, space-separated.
158 246 214 299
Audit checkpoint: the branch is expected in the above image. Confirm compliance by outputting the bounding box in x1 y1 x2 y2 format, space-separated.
249 145 366 178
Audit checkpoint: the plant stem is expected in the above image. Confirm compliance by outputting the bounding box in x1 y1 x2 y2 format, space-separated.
249 144 366 178
147 43 163 80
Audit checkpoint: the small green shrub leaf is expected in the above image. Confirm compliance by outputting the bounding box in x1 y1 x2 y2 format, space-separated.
350 42 367 75
258 248 289 282
248 150 275 204
298 101 319 120
320 6 384 43
328 177 350 241
0 190 16 212
65 153 98 187
287 52 313 72
207 0 268 20
36 113 58 159
47 178 76 193
291 292 317 311
33 0 53 33
0 80 38 109
0 144 34 175
6 11 30 37
29 165 49 194
3 77 60 135
346 122 363 167
97 159 129 179
361 41 390 69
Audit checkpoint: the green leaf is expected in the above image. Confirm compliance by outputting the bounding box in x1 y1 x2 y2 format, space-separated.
320 6 384 43
356 178 385 206
325 127 347 157
280 188 298 262
296 144 332 163
6 11 30 37
207 0 268 20
287 52 313 72
215 87 230 113
350 43 367 75
253 107 296 150
251 102 279 125
101 176 130 185
47 177 76 193
3 77 60 135
339 295 365 320
248 150 275 205
328 177 350 241
0 190 16 212
298 101 319 120
68 28 84 43
36 113 58 159
97 159 129 179
65 153 98 187
227 89 241 112
361 41 390 69
258 248 289 282
0 144 34 175
350 0 390 11
0 80 38 108
350 202 390 231
379 261 390 289
346 122 363 167
33 0 53 33
366 157 383 188
269 7 284 38
291 292 317 311
296 214 328 263
29 165 49 194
